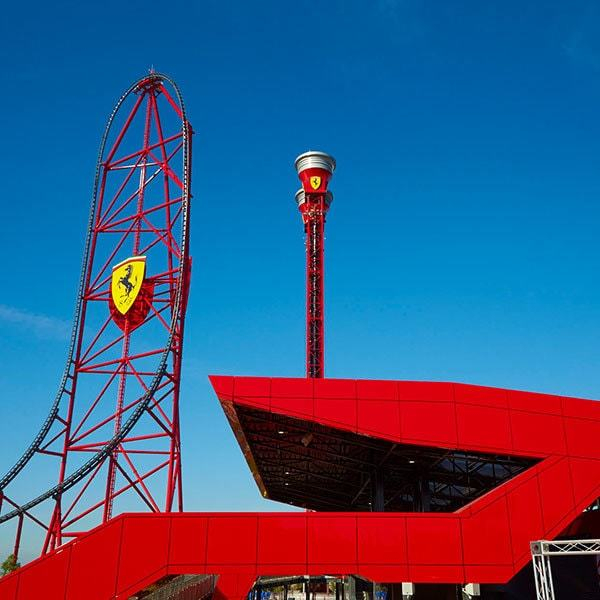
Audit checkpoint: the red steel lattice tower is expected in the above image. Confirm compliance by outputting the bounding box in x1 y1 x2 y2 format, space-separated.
0 72 192 559
294 151 336 378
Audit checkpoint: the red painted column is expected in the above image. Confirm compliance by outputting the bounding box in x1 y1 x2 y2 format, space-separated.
294 151 336 378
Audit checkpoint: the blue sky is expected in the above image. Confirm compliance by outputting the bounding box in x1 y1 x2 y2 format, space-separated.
2 0 600 536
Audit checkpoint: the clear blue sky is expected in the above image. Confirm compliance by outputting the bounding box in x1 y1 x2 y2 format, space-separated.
2 0 600 524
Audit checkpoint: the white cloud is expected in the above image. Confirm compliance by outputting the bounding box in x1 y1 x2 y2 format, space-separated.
0 304 71 341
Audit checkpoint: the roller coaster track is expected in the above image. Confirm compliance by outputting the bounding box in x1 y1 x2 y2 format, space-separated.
0 72 192 556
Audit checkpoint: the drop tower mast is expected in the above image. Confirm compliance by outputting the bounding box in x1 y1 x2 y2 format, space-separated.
294 151 336 379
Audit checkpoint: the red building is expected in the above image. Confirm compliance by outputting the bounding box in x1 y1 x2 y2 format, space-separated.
2 375 600 599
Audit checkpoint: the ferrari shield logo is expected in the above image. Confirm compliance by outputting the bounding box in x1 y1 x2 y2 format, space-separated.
111 256 146 315
310 176 321 190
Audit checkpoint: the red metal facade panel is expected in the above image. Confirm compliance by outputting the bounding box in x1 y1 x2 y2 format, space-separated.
509 409 566 455
17 543 71 600
116 515 171 596
568 457 600 503
209 376 600 581
454 403 512 452
65 519 123 600
0 572 18 600
308 515 358 566
0 508 591 599
454 383 508 408
357 398 402 440
406 515 463 567
169 515 209 567
356 515 407 566
536 458 575 533
400 400 458 447
356 379 397 401
257 515 307 566
397 381 454 403
460 495 513 567
4 377 600 600
207 516 258 565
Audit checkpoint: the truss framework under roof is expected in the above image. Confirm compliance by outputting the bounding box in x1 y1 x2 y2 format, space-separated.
235 406 537 512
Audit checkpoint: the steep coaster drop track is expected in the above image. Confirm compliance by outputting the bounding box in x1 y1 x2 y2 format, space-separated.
0 73 193 559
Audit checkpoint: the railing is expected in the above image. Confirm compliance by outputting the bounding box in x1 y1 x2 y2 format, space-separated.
133 574 217 600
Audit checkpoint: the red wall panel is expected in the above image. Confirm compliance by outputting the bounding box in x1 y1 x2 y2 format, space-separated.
271 377 314 399
271 394 313 419
508 390 562 415
537 458 575 534
510 410 566 456
116 515 170 595
454 383 508 408
405 517 463 567
0 570 18 600
357 398 401 440
397 381 454 403
234 377 271 398
207 516 258 565
169 515 208 568
17 544 71 600
357 515 407 566
307 515 358 566
461 496 513 567
270 378 314 418
568 457 600 509
400 401 458 447
561 395 600 420
505 472 545 566
65 519 123 600
455 403 512 452
257 515 307 566
564 417 600 458
356 380 397 401
8 377 600 600
314 378 356 400
313 396 356 431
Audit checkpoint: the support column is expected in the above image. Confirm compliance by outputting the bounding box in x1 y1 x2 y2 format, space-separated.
413 475 431 512
532 553 556 600
371 468 385 512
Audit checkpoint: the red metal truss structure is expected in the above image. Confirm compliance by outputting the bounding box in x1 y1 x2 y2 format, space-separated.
4 376 600 599
0 73 192 559
294 152 336 379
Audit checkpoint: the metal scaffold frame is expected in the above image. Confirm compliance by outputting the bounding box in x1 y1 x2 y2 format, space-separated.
530 539 600 600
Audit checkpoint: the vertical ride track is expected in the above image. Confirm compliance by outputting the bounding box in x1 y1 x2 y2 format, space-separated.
0 73 192 559
294 151 336 379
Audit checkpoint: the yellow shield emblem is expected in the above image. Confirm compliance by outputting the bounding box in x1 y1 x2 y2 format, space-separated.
111 256 146 315
310 176 321 190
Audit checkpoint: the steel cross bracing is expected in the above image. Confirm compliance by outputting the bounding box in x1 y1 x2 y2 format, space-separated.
0 73 192 560
530 539 600 600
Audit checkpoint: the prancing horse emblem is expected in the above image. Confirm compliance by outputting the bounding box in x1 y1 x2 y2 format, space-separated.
111 256 146 315
310 176 321 190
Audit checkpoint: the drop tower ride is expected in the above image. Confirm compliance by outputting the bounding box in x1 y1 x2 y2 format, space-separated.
294 151 336 379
